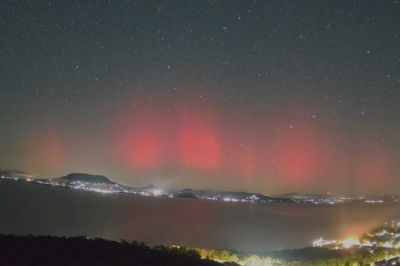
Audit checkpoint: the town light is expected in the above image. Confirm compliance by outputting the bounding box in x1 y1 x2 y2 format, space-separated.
342 236 360 249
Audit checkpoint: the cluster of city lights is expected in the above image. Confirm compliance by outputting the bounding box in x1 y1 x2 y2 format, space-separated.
313 221 400 251
1 174 399 206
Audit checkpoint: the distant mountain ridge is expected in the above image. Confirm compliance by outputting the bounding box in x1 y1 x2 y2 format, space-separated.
0 170 33 180
275 193 336 200
59 173 114 184
0 170 31 175
1 170 398 204
0 170 287 202
175 188 274 202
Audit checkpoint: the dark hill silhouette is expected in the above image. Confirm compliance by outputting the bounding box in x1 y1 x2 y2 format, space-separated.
60 173 114 184
0 234 224 266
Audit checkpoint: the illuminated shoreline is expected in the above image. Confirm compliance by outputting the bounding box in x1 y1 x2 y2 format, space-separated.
1 174 397 206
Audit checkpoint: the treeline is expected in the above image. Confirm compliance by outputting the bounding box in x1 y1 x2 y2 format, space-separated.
196 246 400 266
2 234 399 266
0 234 223 266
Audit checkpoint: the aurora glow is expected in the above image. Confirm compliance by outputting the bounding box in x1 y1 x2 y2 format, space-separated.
0 1 399 195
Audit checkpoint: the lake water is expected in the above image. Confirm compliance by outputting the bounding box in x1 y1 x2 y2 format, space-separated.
1 180 399 252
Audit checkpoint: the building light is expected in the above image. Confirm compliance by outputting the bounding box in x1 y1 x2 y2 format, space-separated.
152 189 163 196
342 236 360 249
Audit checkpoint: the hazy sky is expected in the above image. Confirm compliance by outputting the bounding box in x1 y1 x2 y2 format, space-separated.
1 0 399 194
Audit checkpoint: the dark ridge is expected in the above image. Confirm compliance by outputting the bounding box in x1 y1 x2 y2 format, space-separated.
0 234 224 266
60 173 114 184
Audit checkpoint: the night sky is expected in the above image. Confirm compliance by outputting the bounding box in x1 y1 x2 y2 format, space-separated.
1 0 399 194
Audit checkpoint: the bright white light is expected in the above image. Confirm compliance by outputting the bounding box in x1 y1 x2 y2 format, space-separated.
382 241 393 248
312 237 336 247
342 236 360 249
152 189 163 196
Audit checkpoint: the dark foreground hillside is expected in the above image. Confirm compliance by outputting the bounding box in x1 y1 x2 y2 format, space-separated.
0 234 225 266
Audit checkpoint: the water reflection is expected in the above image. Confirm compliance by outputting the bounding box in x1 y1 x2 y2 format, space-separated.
0 180 399 252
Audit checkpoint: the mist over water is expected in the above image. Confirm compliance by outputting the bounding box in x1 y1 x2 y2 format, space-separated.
1 180 399 252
